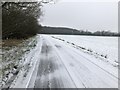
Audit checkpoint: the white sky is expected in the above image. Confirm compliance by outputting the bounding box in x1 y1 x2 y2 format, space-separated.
41 0 118 32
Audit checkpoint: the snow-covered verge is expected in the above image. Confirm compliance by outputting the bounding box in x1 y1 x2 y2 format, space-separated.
10 35 42 88
51 35 118 67
1 35 42 89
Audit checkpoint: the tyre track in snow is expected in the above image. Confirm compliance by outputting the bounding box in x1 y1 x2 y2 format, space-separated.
34 38 77 88
34 35 118 88
43 35 118 88
44 37 86 88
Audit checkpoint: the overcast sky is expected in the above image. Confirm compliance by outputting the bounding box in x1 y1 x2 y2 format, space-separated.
41 0 118 32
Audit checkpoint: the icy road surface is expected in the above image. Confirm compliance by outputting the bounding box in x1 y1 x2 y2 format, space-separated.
33 35 118 88
11 35 118 88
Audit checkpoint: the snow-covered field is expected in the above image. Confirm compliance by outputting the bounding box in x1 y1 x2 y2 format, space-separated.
1 34 118 88
52 35 118 66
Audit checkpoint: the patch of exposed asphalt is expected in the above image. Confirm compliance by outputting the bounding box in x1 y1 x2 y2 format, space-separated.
34 41 61 88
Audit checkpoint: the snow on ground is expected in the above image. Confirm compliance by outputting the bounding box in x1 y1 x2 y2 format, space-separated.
1 35 41 88
1 34 118 88
38 35 118 88
50 35 118 78
51 35 118 67
10 35 42 88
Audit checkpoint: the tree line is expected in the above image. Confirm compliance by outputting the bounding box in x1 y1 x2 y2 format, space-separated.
2 2 43 39
40 26 120 37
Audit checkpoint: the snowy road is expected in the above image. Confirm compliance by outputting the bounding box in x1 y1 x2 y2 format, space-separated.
32 35 118 88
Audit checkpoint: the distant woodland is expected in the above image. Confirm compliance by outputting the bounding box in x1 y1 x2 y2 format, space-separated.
40 26 120 37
